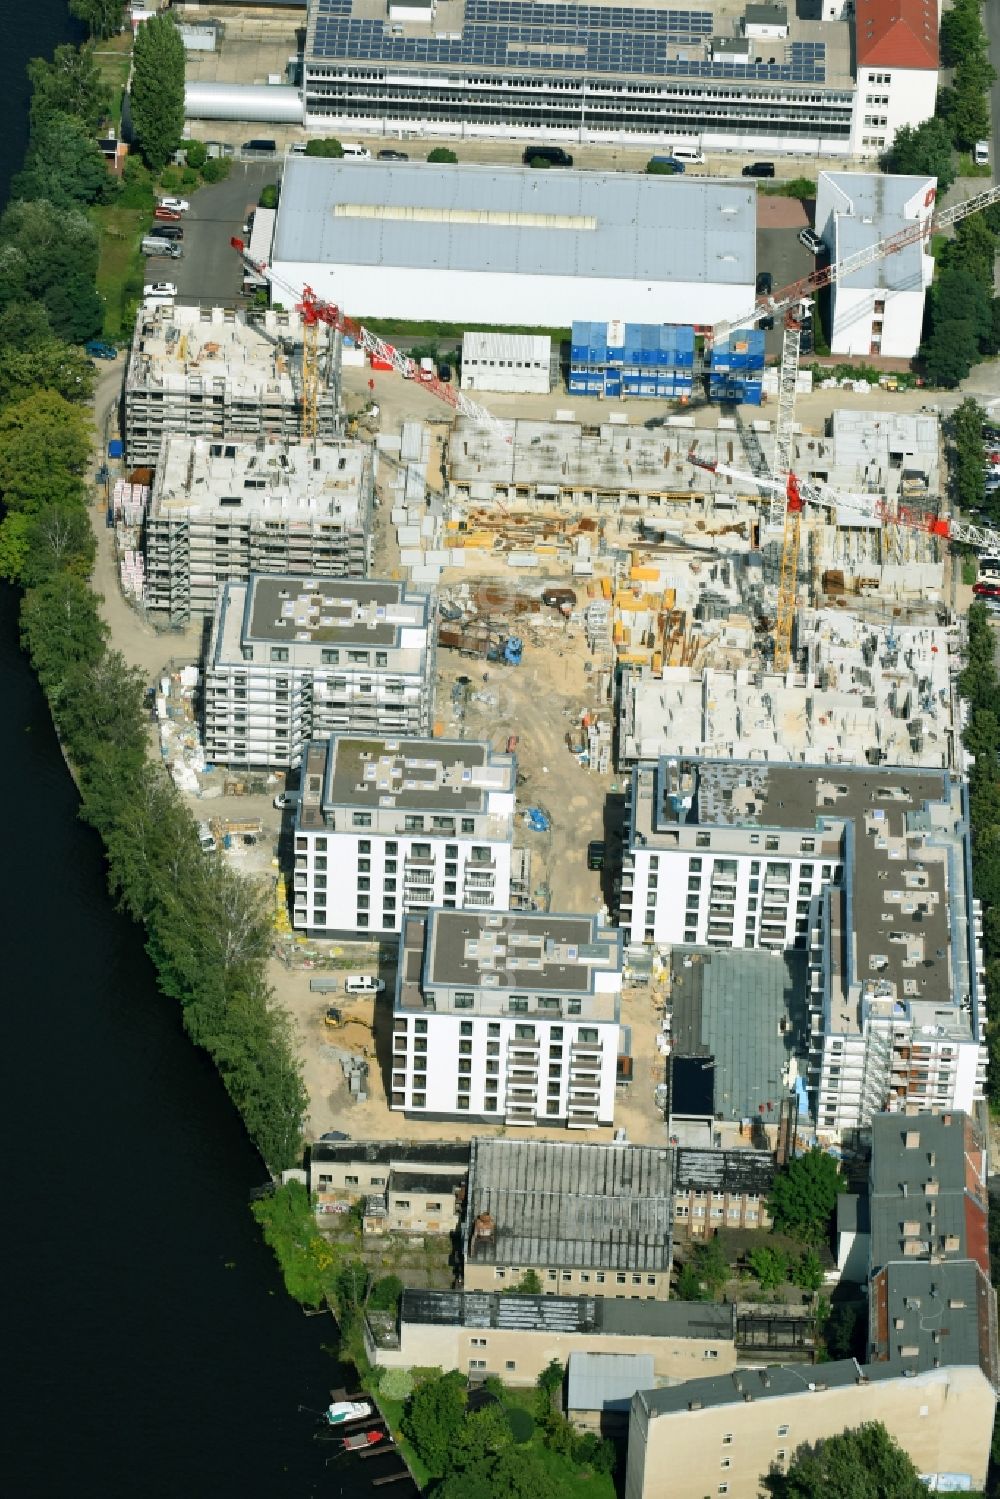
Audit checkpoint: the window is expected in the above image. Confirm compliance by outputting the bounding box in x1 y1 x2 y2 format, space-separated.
722 1434 733 1445
469 1359 486 1371
462 818 476 833
269 647 289 663
777 1425 789 1438
470 1337 487 1348
505 1361 516 1371
703 1348 719 1359
718 1486 729 1496
460 1021 473 1036
631 1274 641 1286
595 1272 605 1285
345 1175 359 1185
495 1267 506 1280
721 1459 731 1470
616 1272 626 1285
321 648 339 665
395 1199 410 1209
352 811 372 828
455 992 474 1009
561 1271 572 1282
776 1450 787 1462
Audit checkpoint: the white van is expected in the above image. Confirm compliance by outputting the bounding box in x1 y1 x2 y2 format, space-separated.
669 145 704 164
341 143 372 160
974 139 990 167
344 974 385 995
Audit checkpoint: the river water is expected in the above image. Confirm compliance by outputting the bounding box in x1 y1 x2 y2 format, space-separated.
2 11 389 1496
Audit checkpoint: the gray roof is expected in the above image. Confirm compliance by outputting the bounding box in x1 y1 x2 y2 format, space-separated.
465 1138 673 1272
636 1360 865 1416
398 1289 734 1341
387 1168 466 1195
822 172 932 293
274 159 756 286
669 947 809 1122
869 1112 986 1272
836 1192 871 1237
567 1352 655 1413
245 575 424 646
310 1140 470 1167
322 735 513 814
425 909 621 995
872 1260 996 1382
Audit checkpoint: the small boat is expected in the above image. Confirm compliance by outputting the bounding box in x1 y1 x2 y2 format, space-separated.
324 1399 370 1426
344 1429 385 1452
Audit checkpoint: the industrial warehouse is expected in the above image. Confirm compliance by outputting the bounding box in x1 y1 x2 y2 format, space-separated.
270 158 757 326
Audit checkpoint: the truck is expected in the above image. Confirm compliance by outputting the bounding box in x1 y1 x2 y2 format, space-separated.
142 236 182 258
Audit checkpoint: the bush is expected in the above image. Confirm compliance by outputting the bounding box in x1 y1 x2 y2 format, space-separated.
118 155 155 210
158 164 183 192
259 184 279 209
304 138 344 157
184 139 207 169
179 166 198 189
506 1406 535 1444
368 1274 404 1313
427 147 458 163
200 156 230 184
379 1367 414 1401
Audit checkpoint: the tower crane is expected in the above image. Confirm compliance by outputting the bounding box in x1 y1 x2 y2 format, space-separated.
230 237 512 441
698 181 1000 667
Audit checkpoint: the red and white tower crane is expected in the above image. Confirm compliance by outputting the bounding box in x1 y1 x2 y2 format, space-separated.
231 238 512 441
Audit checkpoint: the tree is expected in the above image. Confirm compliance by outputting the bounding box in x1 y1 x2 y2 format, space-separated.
250 1180 331 1306
940 0 986 67
0 513 31 583
13 112 118 210
69 0 125 40
0 301 54 352
401 1369 468 1476
130 14 185 171
458 1404 514 1468
367 1274 403 1312
821 1299 866 1361
0 340 96 411
304 138 344 157
27 44 111 130
748 1244 789 1292
881 117 955 193
768 1149 844 1245
764 1421 930 1499
510 1268 543 1294
0 389 92 514
259 184 279 209
793 1248 824 1294
330 1258 368 1316
646 157 680 174
677 1234 730 1300
427 147 458 163
184 140 208 169
0 199 102 342
921 267 993 387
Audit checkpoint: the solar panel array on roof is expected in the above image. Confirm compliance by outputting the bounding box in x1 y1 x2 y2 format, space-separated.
309 0 825 80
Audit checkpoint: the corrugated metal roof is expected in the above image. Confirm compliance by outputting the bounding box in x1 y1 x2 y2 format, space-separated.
273 159 756 285
465 1138 673 1271
567 1352 655 1412
463 331 551 363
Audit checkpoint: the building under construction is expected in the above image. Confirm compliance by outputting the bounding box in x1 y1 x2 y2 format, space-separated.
143 434 374 623
124 303 342 466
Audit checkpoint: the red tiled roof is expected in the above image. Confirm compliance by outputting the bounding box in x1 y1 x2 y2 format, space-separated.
855 0 938 69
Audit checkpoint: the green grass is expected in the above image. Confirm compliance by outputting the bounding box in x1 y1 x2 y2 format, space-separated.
93 37 132 132
929 232 949 258
358 316 571 344
963 556 979 586
91 204 149 339
760 176 816 200
371 1393 433 1489
957 154 991 178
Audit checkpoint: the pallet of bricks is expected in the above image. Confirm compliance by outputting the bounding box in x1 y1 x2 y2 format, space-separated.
111 478 150 602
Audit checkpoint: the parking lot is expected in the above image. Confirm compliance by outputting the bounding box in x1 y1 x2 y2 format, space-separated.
145 163 276 305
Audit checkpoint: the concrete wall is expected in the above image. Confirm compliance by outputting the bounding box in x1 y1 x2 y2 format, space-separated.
625 1364 996 1499
464 1261 671 1301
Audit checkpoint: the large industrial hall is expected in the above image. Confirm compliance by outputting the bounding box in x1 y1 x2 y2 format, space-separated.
270 157 757 326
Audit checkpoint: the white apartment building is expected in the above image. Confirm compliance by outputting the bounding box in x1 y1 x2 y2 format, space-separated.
620 758 986 1132
816 172 935 358
847 0 938 157
202 575 435 769
144 434 373 623
291 734 516 937
124 302 341 467
391 909 623 1129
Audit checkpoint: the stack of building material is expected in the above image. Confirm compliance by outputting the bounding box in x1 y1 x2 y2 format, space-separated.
120 549 145 600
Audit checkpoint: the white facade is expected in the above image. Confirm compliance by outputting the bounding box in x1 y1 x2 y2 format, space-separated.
621 758 985 1134
292 735 516 937
461 332 551 395
202 575 434 768
816 171 935 358
392 910 623 1128
849 63 938 157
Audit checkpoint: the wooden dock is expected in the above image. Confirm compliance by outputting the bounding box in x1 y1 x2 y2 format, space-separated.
372 1470 411 1487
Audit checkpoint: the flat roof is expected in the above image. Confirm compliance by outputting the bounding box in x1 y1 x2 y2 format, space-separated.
323 735 514 813
242 575 427 646
869 1112 988 1273
305 0 848 86
424 909 622 994
149 435 371 521
465 1138 673 1271
126 302 322 401
669 948 809 1122
821 172 933 293
674 1147 776 1195
872 1260 994 1380
274 159 756 287
311 1140 471 1166
399 1288 734 1339
567 1352 655 1412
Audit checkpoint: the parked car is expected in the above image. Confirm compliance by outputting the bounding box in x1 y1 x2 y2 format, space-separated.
289 142 307 154
319 1130 350 1141
144 281 178 298
85 340 118 360
587 840 606 871
743 161 776 177
150 224 183 241
756 271 773 296
158 197 190 213
377 149 409 160
273 792 294 809
154 206 182 222
141 237 182 258
437 362 452 382
974 139 990 167
798 227 825 255
344 974 385 995
341 143 371 159
522 145 573 167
